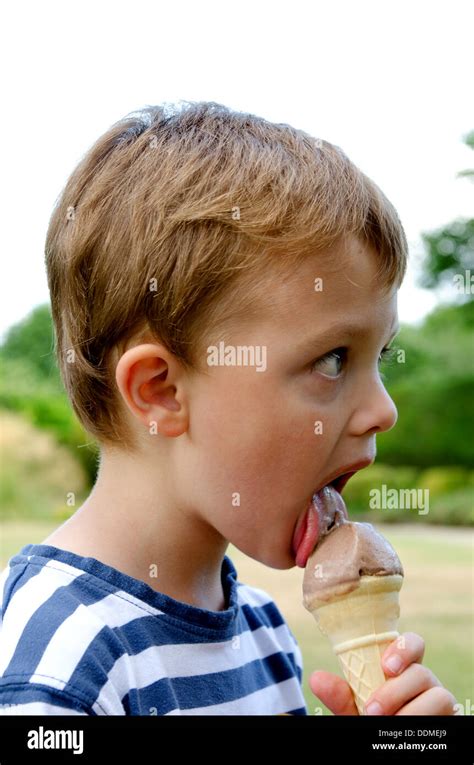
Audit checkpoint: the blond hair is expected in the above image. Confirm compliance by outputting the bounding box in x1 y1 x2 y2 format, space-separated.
45 101 408 448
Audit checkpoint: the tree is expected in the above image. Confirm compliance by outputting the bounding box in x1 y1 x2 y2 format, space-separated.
418 130 474 298
0 304 60 382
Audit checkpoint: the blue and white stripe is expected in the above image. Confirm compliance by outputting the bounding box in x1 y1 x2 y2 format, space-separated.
0 545 306 715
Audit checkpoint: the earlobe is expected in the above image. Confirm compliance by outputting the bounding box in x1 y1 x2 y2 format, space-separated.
147 417 187 438
145 393 188 438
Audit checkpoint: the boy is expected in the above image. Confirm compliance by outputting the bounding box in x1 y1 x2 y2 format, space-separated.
0 102 457 716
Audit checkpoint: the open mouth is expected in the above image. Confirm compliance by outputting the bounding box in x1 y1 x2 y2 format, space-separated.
328 471 356 495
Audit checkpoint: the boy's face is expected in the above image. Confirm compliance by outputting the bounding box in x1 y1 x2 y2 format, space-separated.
183 234 399 570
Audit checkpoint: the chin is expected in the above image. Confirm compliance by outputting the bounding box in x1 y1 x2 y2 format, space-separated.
245 548 296 571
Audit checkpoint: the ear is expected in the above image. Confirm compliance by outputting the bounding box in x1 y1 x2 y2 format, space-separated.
115 343 189 438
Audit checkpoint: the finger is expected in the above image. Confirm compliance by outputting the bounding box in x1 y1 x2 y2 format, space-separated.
365 663 441 716
382 631 425 677
309 670 358 716
394 686 458 716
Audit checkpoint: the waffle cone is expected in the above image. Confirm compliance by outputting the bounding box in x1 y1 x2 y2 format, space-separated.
309 574 403 715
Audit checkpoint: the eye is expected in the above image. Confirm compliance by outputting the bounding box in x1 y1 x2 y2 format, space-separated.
379 346 398 363
379 345 398 381
311 347 347 378
311 345 399 380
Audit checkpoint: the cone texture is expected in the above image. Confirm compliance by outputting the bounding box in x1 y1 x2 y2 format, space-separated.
310 574 403 715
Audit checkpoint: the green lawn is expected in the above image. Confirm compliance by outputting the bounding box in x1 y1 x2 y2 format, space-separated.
1 520 472 715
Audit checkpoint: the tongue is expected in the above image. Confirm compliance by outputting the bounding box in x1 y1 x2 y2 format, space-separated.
294 485 348 568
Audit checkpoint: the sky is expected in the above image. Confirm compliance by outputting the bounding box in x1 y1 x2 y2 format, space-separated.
1 0 472 342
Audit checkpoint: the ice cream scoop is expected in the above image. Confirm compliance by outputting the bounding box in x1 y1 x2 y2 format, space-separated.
303 520 404 610
302 508 404 715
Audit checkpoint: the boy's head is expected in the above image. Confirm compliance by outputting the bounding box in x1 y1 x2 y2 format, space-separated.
45 101 407 568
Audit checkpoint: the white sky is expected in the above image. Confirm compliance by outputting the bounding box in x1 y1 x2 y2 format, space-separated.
1 0 472 342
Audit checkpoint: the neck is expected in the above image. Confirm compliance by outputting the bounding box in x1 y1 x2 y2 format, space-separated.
43 448 229 612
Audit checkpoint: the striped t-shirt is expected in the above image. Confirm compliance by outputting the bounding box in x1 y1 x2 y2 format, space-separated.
0 544 307 715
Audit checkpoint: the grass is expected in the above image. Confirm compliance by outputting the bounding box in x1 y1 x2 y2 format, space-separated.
1 520 472 715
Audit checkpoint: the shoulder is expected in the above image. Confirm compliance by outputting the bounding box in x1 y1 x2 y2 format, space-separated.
0 548 135 715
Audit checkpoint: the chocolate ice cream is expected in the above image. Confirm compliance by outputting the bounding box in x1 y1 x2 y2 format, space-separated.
303 521 404 611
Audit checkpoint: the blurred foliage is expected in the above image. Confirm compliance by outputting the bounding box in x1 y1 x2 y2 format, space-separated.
420 219 473 294
0 410 87 522
0 304 59 380
416 466 474 499
378 301 474 467
0 308 99 487
343 464 473 527
418 129 474 296
456 128 474 179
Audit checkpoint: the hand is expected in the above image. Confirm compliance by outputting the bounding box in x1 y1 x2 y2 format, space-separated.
309 631 457 715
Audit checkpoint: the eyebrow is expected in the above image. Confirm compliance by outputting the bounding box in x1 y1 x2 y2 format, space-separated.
296 319 400 353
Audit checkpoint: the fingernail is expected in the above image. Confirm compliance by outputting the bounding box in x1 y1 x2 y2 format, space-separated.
385 655 403 674
365 701 383 716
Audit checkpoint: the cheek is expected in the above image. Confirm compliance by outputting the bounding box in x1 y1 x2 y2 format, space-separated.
187 374 340 566
191 374 327 515
192 380 280 494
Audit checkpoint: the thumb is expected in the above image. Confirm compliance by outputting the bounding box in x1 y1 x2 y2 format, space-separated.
309 670 359 715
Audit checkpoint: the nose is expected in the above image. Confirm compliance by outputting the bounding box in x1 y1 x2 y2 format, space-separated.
349 376 398 436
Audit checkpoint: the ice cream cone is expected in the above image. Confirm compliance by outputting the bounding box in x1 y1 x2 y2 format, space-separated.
308 573 403 715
